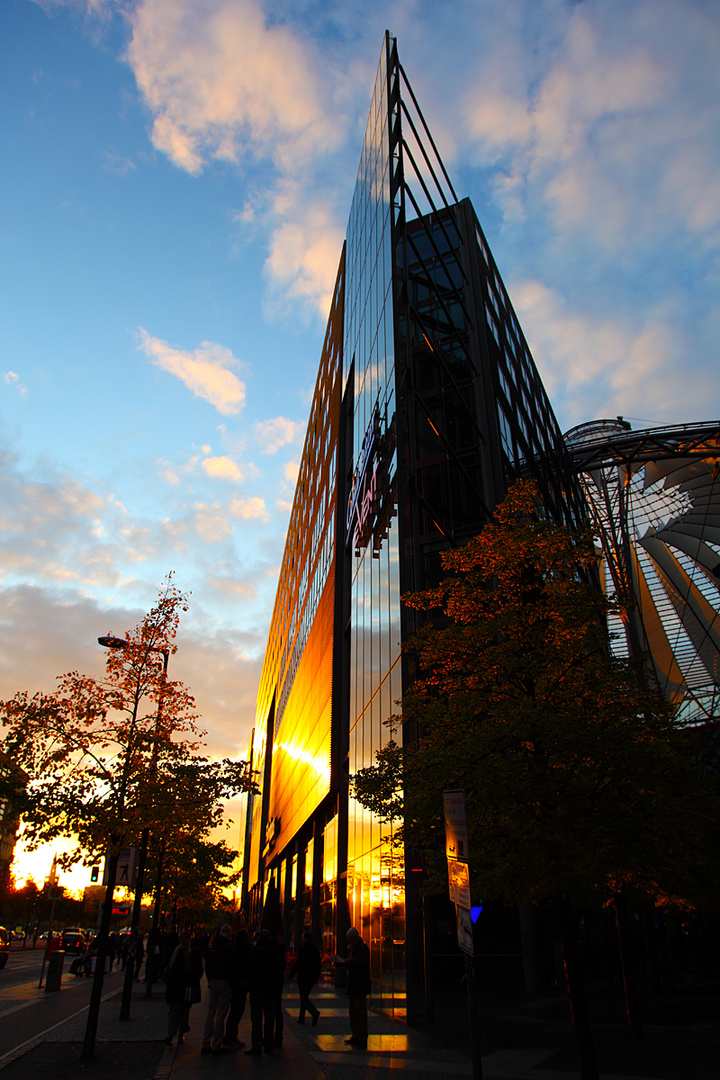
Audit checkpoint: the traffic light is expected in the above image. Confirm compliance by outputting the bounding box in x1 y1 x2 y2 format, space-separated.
90 866 99 883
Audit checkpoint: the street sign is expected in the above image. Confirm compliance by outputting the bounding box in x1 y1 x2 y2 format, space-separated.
456 905 474 957
448 858 471 908
443 789 469 862
103 847 138 887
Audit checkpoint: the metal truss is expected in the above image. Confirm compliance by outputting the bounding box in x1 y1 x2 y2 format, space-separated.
565 419 720 725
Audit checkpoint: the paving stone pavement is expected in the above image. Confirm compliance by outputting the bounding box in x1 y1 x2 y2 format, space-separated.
1 977 717 1080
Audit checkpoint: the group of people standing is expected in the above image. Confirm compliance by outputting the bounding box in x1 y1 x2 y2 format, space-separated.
161 924 371 1053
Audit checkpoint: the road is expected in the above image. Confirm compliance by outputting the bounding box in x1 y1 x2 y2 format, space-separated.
0 945 122 1058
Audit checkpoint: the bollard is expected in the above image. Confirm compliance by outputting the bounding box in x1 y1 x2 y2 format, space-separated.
45 949 65 992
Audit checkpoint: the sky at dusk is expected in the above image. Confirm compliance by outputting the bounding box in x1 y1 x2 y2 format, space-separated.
2 0 719 893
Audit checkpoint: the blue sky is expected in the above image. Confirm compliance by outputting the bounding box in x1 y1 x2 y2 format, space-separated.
2 0 719 889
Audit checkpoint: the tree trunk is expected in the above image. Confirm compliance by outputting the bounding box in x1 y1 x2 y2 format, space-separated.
613 892 643 1037
554 895 599 1080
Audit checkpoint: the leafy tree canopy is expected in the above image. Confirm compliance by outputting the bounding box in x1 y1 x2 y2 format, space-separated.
353 480 719 912
0 576 257 875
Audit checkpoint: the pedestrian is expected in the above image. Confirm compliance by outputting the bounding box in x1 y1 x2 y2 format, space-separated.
120 932 130 970
163 929 203 1047
269 927 287 1048
223 928 251 1048
337 927 371 1048
107 932 117 969
290 931 321 1026
201 925 236 1055
133 932 145 980
145 927 163 990
245 929 285 1055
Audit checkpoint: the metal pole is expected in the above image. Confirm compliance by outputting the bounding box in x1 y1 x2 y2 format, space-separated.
146 831 166 997
119 828 149 1020
81 848 119 1060
464 950 484 1080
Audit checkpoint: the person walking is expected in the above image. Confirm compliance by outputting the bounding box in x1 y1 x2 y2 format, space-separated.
223 928 251 1049
269 927 287 1048
337 927 371 1048
201 925 236 1055
163 930 203 1047
245 929 285 1055
133 932 145 981
290 931 321 1026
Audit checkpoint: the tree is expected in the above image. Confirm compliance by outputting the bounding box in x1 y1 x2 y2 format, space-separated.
2 879 41 934
352 480 719 1080
0 578 199 864
0 576 257 1057
141 756 253 923
0 750 27 917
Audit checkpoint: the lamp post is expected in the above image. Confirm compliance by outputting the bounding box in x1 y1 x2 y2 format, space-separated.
97 633 169 1023
82 657 147 1060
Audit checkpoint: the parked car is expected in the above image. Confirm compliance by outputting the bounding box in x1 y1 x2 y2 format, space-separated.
60 929 86 953
0 927 10 969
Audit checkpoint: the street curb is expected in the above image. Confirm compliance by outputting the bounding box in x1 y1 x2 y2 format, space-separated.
0 1035 43 1071
153 1042 177 1080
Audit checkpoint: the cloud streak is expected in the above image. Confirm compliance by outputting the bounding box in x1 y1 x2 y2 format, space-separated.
137 328 246 414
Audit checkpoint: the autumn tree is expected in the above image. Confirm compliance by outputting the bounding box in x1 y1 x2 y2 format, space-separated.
0 576 256 1058
352 480 719 1080
141 756 252 924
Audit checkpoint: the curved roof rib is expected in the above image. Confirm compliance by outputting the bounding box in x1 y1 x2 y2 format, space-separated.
564 419 720 724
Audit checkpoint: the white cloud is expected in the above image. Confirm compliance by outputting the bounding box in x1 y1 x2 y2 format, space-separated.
227 497 269 522
283 461 299 485
264 195 344 318
121 0 351 319
254 417 304 455
4 371 27 396
137 327 245 414
201 456 245 483
158 463 181 486
460 1 720 248
512 279 702 427
192 503 233 542
126 0 335 175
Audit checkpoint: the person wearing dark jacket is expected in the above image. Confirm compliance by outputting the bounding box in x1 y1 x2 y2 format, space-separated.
132 932 145 980
223 928 251 1048
201 925 236 1055
290 931 321 1026
163 930 203 1047
337 927 371 1048
245 929 285 1054
269 928 287 1047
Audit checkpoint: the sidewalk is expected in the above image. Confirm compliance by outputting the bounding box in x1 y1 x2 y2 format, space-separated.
0 976 717 1080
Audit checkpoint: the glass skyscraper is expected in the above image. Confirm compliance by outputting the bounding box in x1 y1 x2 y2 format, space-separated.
243 32 583 1023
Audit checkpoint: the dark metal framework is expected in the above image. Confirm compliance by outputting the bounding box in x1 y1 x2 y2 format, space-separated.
388 36 583 605
565 419 720 723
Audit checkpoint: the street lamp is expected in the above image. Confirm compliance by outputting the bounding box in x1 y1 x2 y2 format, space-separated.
97 633 169 1023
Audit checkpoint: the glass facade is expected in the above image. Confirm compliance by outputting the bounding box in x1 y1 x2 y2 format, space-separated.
246 253 344 911
343 39 406 1018
242 32 584 1024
